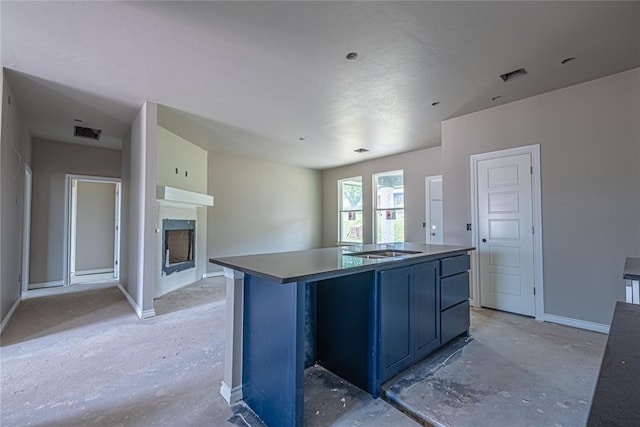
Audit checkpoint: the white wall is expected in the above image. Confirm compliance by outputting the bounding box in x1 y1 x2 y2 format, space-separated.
74 181 116 273
0 71 32 325
442 68 640 325
321 147 442 247
157 126 207 194
29 139 121 284
120 102 158 318
207 153 322 273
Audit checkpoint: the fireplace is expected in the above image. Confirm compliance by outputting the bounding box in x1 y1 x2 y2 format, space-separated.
162 219 195 275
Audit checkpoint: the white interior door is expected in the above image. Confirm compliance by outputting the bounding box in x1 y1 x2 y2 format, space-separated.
425 176 443 244
114 183 121 280
477 153 535 316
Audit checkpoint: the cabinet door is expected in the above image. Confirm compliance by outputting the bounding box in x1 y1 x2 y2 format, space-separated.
379 266 413 382
414 261 440 360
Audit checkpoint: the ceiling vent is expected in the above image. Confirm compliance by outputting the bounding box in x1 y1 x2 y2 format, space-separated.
74 126 102 140
354 148 369 153
500 68 528 82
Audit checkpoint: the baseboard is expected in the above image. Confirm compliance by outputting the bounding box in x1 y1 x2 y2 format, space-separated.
544 313 610 334
29 280 63 290
117 284 155 319
74 268 114 276
220 381 243 404
203 271 224 279
0 297 21 335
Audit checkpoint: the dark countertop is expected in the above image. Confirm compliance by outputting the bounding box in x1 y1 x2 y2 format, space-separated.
622 257 640 280
209 243 474 284
587 301 640 426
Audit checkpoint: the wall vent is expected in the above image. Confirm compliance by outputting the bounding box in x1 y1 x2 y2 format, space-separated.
499 68 528 82
74 126 102 140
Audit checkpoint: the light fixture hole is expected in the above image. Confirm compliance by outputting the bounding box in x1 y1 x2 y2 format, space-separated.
431 101 441 107
491 96 502 101
346 52 358 61
561 57 576 65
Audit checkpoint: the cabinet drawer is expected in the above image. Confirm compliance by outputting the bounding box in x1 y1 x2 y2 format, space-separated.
441 301 470 345
440 254 470 277
441 272 469 311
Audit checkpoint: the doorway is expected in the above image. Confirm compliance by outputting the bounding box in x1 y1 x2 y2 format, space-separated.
63 175 121 287
22 165 32 294
470 145 543 320
425 175 443 244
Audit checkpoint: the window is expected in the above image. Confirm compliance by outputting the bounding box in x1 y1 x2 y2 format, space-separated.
339 177 363 243
374 170 404 243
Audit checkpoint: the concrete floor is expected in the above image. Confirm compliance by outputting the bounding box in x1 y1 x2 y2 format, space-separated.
0 278 414 426
1 278 607 426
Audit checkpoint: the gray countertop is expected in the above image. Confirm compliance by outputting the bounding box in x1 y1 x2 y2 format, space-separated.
623 257 640 280
587 301 640 426
209 243 474 284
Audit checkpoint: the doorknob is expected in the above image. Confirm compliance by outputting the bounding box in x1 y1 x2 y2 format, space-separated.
482 238 487 243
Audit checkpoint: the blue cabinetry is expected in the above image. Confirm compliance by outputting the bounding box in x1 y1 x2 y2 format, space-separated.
378 261 440 382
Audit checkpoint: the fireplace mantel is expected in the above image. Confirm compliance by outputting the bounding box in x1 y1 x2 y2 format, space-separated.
156 185 214 207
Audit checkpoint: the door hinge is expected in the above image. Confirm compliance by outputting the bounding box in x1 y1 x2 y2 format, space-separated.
530 166 533 175
533 287 536 295
115 260 118 265
532 226 534 234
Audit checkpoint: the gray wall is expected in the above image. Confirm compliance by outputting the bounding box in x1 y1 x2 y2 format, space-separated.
119 102 157 316
75 181 116 273
441 68 640 325
0 72 32 324
29 139 121 284
207 153 322 273
321 147 442 247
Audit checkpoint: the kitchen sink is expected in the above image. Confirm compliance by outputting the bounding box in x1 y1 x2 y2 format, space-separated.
344 249 422 259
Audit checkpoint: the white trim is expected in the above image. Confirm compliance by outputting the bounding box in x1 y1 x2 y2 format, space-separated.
22 165 32 294
117 283 155 319
203 271 224 279
544 314 609 334
29 280 63 289
470 144 544 320
74 268 115 276
425 175 443 244
64 175 122 287
220 381 243 404
0 297 21 335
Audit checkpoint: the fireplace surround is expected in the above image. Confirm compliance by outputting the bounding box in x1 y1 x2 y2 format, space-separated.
162 219 195 276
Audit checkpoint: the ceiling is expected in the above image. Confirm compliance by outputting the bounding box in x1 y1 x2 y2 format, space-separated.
2 1 639 169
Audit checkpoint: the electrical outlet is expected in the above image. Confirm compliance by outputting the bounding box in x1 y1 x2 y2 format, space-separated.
466 223 472 231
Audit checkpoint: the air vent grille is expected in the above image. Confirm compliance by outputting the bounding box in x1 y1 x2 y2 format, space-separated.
500 68 528 82
74 126 102 140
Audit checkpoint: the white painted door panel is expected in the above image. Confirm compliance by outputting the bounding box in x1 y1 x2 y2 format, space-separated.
478 154 535 316
426 177 443 244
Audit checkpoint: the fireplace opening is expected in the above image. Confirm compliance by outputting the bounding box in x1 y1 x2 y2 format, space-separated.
162 219 195 275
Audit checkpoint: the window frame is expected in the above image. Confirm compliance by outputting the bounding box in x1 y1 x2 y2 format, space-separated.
373 170 405 244
338 176 363 244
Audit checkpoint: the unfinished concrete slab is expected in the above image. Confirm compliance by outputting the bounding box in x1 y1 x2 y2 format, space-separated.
0 278 414 426
383 308 608 427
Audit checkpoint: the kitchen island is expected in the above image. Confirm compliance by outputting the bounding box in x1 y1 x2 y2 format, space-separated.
210 242 473 427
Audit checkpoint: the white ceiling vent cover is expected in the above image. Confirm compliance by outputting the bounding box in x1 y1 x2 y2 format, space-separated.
500 68 528 82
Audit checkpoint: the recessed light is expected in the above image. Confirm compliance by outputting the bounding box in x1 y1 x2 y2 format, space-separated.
561 57 576 65
354 148 369 153
491 96 502 101
346 52 358 61
73 118 83 123
299 137 306 141
431 102 441 107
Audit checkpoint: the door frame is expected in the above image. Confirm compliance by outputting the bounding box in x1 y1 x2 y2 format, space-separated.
22 164 32 294
425 175 443 244
469 144 544 320
63 174 122 286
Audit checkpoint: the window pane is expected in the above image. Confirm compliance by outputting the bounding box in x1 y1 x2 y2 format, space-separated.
376 172 403 209
340 211 363 243
375 209 404 243
341 177 363 211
